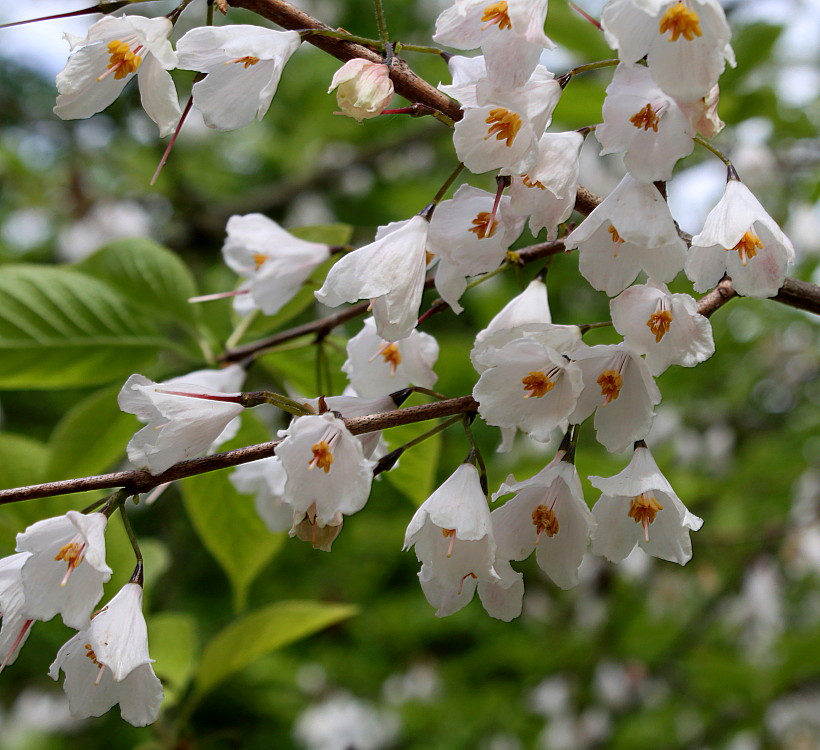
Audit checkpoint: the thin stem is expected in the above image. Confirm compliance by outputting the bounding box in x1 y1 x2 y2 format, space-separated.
372 0 389 46
0 2 130 28
168 0 196 23
558 58 619 87
206 0 215 25
225 309 260 350
242 391 315 416
694 135 733 167
373 415 462 476
461 416 488 496
410 386 448 401
394 42 447 56
431 162 466 206
119 503 144 585
303 29 383 48
579 320 613 334
150 94 195 186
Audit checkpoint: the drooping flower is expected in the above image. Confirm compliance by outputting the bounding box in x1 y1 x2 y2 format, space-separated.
589 443 702 564
0 552 34 670
176 25 301 130
16 512 112 630
49 583 163 726
491 456 594 590
610 280 714 375
686 176 795 298
222 214 331 316
452 65 561 174
507 130 585 239
595 64 695 182
118 371 245 475
569 344 661 453
563 174 687 296
434 0 553 89
601 0 735 102
54 15 180 136
343 317 439 399
427 184 524 277
404 463 499 617
329 59 394 121
276 413 374 529
315 215 430 342
473 336 583 442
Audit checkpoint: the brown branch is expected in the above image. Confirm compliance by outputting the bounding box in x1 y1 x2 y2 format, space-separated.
696 277 737 318
0 396 479 505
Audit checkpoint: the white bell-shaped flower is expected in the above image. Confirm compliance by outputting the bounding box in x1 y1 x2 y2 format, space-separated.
508 130 584 239
589 443 703 564
342 317 439 399
329 59 394 121
16 512 112 630
453 65 561 174
119 372 245 475
438 54 488 108
54 15 180 136
428 185 524 277
569 344 661 453
222 214 330 316
563 174 687 296
473 336 583 442
686 178 795 298
231 456 292 533
315 215 430 342
276 413 374 528
0 552 34 669
404 464 499 617
434 0 553 89
176 25 301 130
491 458 594 589
610 280 714 375
595 64 695 182
601 0 734 102
49 583 163 726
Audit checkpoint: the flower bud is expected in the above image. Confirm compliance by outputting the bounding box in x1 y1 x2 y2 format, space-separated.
328 59 393 122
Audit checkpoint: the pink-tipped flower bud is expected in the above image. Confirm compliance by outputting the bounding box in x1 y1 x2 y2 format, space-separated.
328 59 394 122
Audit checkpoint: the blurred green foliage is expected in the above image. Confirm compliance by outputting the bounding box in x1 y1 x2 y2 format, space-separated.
0 0 817 749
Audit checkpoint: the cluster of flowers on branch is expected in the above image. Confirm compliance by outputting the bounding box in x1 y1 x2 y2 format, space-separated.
0 0 810 731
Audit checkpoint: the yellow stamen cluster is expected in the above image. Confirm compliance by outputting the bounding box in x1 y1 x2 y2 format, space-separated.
630 104 660 132
647 309 674 342
597 369 623 403
54 542 84 571
521 174 546 190
629 493 664 541
521 371 556 399
230 55 260 68
105 40 142 80
380 343 402 373
608 225 623 245
442 527 456 558
729 230 763 266
532 504 559 538
484 108 522 148
252 253 268 270
469 211 499 239
309 441 334 473
481 1 512 31
84 643 103 668
659 2 703 42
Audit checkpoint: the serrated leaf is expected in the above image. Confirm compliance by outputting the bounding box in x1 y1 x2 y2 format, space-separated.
180 414 284 612
195 600 358 697
47 385 138 479
0 265 173 389
77 237 199 327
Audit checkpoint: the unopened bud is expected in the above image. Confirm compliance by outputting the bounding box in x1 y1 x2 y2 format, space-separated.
328 59 394 122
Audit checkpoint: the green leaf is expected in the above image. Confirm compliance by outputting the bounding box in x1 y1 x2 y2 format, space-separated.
47 385 138 479
0 265 171 389
77 237 199 327
180 414 284 612
383 416 442 506
148 611 199 707
0 433 50 547
195 600 358 697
